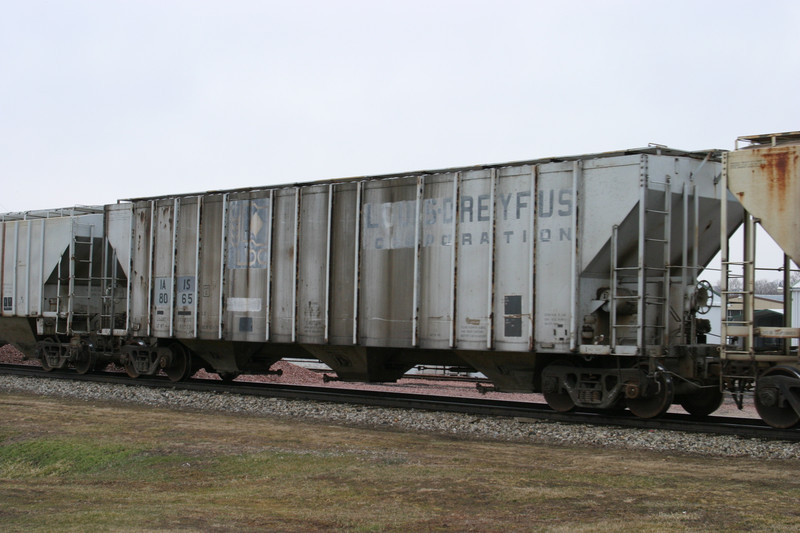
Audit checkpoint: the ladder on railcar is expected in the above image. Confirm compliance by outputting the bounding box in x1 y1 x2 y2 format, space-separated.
718 191 798 403
610 162 671 356
55 222 97 335
719 254 756 363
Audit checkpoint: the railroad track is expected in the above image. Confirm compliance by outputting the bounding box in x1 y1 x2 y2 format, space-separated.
2 363 798 442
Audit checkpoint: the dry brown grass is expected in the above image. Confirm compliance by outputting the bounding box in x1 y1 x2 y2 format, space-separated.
1 391 799 532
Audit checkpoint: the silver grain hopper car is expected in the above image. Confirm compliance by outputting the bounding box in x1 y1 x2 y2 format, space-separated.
0 207 106 369
0 145 744 419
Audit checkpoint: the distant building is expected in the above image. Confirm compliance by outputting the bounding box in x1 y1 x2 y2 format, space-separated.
710 292 786 349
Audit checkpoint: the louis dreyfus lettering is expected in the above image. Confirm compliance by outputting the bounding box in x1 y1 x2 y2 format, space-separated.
363 188 572 250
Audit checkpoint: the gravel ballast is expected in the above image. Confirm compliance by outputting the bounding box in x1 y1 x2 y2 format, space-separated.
1 374 798 461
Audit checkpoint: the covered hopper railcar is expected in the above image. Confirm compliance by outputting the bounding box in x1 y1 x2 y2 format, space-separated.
3 136 799 427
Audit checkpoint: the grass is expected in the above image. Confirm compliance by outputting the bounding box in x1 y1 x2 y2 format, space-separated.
1 391 799 532
0 438 139 477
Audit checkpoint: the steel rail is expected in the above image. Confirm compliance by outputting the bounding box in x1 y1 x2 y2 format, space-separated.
1 363 797 442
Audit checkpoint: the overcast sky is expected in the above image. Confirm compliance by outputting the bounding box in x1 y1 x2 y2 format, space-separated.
3 0 798 214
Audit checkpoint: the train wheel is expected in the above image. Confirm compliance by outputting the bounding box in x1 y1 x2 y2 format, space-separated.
73 347 96 375
679 387 724 417
124 360 140 379
755 366 800 429
38 338 55 372
542 360 578 413
39 353 54 372
627 365 674 419
165 344 193 382
39 358 54 372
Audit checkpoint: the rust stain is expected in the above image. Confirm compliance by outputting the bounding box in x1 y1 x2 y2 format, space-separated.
760 148 792 213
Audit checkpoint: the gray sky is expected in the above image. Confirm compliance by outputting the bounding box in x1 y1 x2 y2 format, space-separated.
2 1 799 233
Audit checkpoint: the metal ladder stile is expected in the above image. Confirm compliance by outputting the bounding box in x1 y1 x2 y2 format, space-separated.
55 244 64 335
679 181 699 345
99 235 119 335
610 167 671 355
610 225 619 349
718 155 756 396
65 222 96 335
720 213 756 366
64 225 76 335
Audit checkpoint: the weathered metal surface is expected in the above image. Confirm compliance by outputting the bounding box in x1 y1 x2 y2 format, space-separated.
328 182 358 346
757 327 800 338
198 196 223 339
104 203 133 335
418 173 457 350
296 185 329 344
150 199 175 337
104 204 132 279
0 211 104 348
535 162 572 352
270 188 297 343
727 140 800 265
130 202 152 335
360 176 415 346
173 197 200 338
224 190 271 342
1 213 103 319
